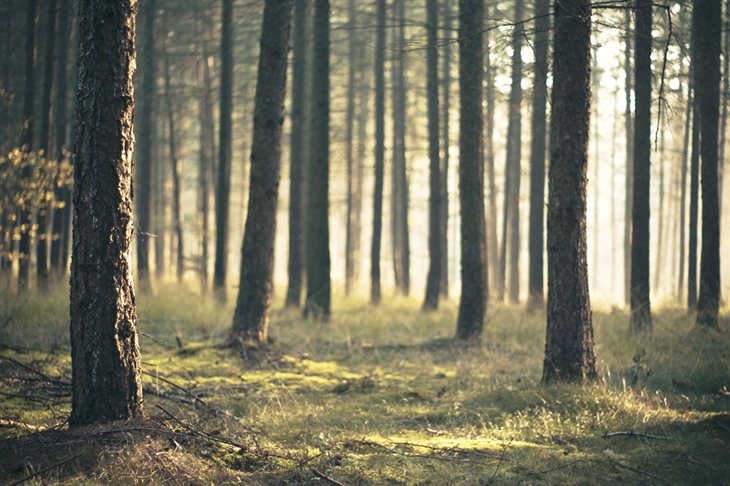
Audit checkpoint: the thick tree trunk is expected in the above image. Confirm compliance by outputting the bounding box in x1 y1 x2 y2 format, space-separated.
371 0 386 305
542 0 597 384
423 0 441 310
70 0 143 427
285 0 308 307
231 0 293 343
18 0 38 293
135 0 156 290
695 0 722 328
455 0 486 341
629 0 653 333
304 0 331 320
527 0 549 307
213 0 233 301
440 0 452 298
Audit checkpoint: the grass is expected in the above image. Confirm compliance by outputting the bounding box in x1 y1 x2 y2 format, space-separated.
1 281 729 485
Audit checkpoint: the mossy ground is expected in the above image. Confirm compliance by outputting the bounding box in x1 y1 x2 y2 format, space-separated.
1 282 729 485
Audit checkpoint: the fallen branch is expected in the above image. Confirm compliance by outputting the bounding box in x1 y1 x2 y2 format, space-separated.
608 458 665 483
311 468 347 486
0 356 69 387
602 430 668 441
155 404 248 452
142 370 210 409
0 419 41 430
7 453 83 486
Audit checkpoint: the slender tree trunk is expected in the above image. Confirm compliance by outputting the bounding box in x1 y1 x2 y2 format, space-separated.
197 33 215 294
623 8 634 306
654 112 666 291
135 0 156 291
719 0 729 219
285 0 308 307
695 0 722 328
423 0 440 310
610 87 619 299
591 47 600 293
678 75 692 301
630 0 653 333
304 0 331 320
18 0 38 293
455 0 486 341
231 0 293 343
36 0 59 292
70 0 143 427
154 115 167 279
352 43 369 297
344 0 357 296
484 1 498 299
688 21 701 311
50 0 73 277
440 0 452 298
371 0 386 305
542 0 597 384
527 0 549 307
214 0 233 301
0 0 13 276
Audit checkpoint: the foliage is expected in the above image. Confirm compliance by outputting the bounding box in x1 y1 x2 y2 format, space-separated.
0 285 729 484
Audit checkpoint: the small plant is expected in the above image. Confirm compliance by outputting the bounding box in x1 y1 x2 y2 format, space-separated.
630 348 651 386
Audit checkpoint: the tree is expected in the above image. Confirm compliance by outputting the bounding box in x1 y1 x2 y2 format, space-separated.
135 0 156 290
285 0 308 307
484 1 498 299
423 0 440 311
455 0 486 341
70 0 143 426
623 8 633 306
630 0 653 333
231 0 293 344
542 0 597 383
527 0 550 307
344 0 358 296
371 0 386 305
440 0 452 298
214 0 234 301
695 0 722 328
304 0 331 320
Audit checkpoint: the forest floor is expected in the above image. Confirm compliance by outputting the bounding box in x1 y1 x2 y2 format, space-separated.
0 283 729 485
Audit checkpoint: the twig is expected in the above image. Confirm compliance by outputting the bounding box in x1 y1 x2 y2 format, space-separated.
155 404 248 452
7 453 84 486
311 468 347 486
0 355 69 386
602 430 668 440
142 370 209 409
484 439 512 485
608 458 665 483
527 459 582 477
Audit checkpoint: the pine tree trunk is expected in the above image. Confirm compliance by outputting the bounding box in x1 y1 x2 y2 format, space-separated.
623 9 634 306
455 0 486 341
214 0 233 301
439 0 452 298
527 0 549 307
70 0 143 427
371 0 386 305
304 0 331 320
542 0 597 383
688 18 701 311
678 74 692 301
423 0 440 311
344 0 357 296
231 0 293 343
484 1 498 300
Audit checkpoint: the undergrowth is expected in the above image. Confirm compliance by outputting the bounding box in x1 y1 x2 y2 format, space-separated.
0 282 729 485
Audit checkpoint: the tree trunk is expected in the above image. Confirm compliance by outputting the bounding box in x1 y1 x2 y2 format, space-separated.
17 0 38 293
35 0 58 292
542 0 597 384
527 0 549 307
153 112 166 279
653 111 666 291
285 0 308 307
352 41 369 297
0 0 14 276
455 0 486 341
50 0 73 277
695 0 722 328
629 0 653 333
70 0 143 427
135 0 156 291
678 74 692 301
623 8 634 306
371 0 386 305
484 1 498 300
304 0 331 320
440 0 452 298
231 0 293 343
344 0 357 296
688 19 701 311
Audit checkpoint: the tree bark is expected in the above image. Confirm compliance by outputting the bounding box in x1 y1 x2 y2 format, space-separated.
484 1 498 300
231 0 293 343
695 0 722 328
623 8 634 306
527 0 549 307
371 0 386 305
70 0 143 427
285 0 308 307
542 0 597 384
304 0 331 320
629 0 653 333
423 0 440 311
344 0 357 296
678 74 691 301
440 0 452 298
455 0 486 341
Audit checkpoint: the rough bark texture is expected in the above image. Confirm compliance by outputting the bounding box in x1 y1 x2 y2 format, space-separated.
213 0 233 301
527 0 549 307
455 0 486 341
630 0 653 333
231 0 293 343
70 0 143 427
423 0 440 311
542 0 597 383
285 0 308 307
304 0 331 320
370 0 386 305
135 0 155 290
695 0 722 328
688 71 700 310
